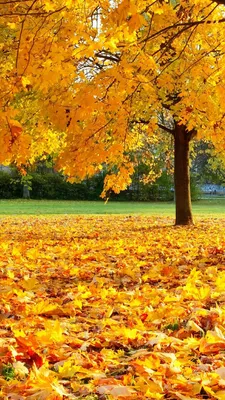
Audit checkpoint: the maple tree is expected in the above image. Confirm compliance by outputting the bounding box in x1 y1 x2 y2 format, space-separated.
1 214 225 399
1 0 225 224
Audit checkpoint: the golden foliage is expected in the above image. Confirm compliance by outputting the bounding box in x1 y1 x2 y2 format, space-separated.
1 1 225 193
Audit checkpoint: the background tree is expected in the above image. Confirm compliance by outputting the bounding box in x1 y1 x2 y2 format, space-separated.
191 141 225 186
1 1 225 224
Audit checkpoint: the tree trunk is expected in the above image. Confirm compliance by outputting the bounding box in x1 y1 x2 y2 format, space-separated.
174 123 193 226
23 184 30 199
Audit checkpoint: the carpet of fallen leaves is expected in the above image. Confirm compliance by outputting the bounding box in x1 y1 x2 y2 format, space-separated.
1 215 225 399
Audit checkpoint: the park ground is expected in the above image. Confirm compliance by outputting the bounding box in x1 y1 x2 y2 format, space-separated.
1 201 225 398
0 198 225 216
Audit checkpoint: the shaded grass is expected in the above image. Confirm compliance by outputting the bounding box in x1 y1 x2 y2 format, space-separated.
0 198 224 216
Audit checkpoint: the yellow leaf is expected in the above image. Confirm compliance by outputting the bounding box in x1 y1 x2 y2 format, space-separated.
214 391 225 400
22 76 31 88
74 298 83 309
6 269 14 279
26 365 70 399
26 248 39 260
43 1 56 12
36 320 64 343
123 328 138 339
12 247 21 257
20 277 39 291
7 22 16 29
58 360 81 379
155 8 164 14
30 300 58 315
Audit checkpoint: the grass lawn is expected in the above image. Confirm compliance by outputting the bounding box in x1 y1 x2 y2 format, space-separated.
0 198 224 216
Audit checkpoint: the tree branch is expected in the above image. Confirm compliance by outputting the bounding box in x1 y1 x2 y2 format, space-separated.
158 123 174 135
16 0 38 70
0 6 66 17
139 15 225 46
0 0 26 3
130 119 174 135
95 51 121 63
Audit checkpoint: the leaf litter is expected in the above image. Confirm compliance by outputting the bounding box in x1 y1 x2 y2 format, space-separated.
0 215 225 399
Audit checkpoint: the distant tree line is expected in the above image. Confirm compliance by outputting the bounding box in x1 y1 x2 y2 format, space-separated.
0 141 224 201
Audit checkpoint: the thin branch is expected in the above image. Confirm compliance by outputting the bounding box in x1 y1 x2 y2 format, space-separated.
16 19 24 69
130 119 174 135
100 78 116 101
67 117 114 154
88 117 114 139
15 0 37 69
155 25 198 79
142 12 153 52
40 18 63 62
130 11 154 65
138 15 225 46
69 117 114 153
0 90 12 101
158 123 174 135
178 43 221 78
5 116 16 146
0 6 66 17
142 1 158 14
22 15 48 75
96 51 121 63
0 0 26 3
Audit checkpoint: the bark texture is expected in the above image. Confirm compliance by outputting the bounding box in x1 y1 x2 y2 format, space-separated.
174 123 194 226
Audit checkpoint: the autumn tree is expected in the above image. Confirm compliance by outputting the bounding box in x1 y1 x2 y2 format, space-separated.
1 0 225 224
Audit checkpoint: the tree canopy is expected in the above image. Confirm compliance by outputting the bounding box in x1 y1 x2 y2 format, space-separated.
1 0 225 221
